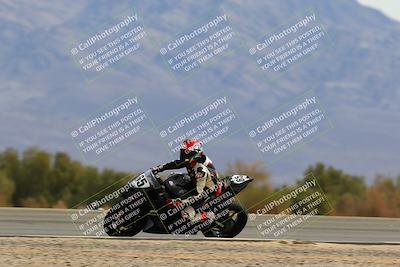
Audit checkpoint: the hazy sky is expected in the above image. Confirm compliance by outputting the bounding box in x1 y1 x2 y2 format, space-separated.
358 0 400 21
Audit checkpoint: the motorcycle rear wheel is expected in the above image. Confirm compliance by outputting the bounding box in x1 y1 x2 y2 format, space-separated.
202 201 247 238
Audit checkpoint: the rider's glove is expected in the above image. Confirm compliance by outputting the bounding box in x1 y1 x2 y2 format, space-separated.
166 198 183 208
152 165 163 174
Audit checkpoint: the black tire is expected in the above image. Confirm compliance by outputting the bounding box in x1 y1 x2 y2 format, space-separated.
103 202 148 237
202 201 248 238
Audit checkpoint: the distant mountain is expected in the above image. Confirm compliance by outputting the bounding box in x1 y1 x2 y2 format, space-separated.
0 0 399 184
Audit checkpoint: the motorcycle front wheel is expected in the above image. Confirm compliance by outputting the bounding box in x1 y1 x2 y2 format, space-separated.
103 201 148 237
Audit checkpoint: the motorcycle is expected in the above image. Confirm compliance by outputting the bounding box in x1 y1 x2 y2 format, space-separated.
103 169 253 238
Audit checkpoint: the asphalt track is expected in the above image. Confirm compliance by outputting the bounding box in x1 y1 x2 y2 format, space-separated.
0 208 399 244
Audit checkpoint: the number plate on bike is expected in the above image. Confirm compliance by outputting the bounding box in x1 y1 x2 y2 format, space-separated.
130 173 150 188
230 175 250 184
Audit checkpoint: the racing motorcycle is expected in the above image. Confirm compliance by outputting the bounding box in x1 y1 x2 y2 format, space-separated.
103 169 253 238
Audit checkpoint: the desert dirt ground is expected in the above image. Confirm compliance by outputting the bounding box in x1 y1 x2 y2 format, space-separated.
0 237 399 267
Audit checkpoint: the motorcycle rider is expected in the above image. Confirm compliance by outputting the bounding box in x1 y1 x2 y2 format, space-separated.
152 139 221 223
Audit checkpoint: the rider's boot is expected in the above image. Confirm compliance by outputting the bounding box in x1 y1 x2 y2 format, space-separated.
181 206 215 223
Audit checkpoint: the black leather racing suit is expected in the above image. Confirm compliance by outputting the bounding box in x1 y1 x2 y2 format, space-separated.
157 149 218 196
157 149 220 222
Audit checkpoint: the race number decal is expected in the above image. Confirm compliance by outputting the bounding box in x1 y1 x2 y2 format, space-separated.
230 175 250 184
132 174 150 188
